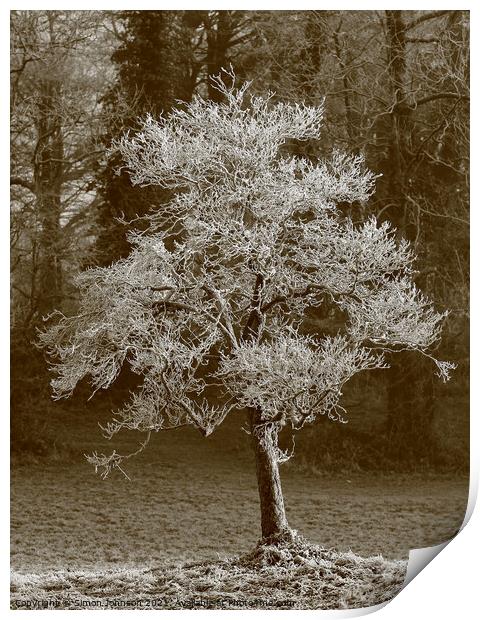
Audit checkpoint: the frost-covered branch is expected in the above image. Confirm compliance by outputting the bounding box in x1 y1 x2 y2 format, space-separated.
40 75 453 476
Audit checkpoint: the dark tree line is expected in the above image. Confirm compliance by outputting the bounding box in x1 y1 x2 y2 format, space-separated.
10 10 469 469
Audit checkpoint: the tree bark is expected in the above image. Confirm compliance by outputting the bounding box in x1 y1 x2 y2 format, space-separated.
34 77 64 318
251 411 289 538
385 10 411 237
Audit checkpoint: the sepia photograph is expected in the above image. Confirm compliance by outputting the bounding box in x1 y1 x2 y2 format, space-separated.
10 7 470 611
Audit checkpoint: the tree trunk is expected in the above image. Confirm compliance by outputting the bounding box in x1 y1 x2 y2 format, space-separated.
251 413 289 538
34 77 64 319
385 9 411 236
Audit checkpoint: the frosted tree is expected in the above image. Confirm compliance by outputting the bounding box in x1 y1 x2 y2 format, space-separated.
41 73 454 539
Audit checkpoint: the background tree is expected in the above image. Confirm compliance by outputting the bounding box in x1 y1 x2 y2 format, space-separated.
95 10 253 267
237 9 469 466
10 10 114 453
41 77 453 538
10 10 109 323
192 10 252 101
94 10 197 267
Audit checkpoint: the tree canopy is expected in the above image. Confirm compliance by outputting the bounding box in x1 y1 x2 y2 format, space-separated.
40 74 453 479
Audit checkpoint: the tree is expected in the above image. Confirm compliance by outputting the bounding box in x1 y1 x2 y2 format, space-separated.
94 10 197 267
11 10 110 323
192 10 252 101
95 10 254 267
41 75 453 539
238 10 469 466
10 10 115 454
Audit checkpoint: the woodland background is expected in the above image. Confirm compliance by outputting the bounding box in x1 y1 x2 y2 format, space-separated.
10 9 469 473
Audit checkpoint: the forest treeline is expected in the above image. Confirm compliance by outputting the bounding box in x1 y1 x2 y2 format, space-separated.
10 10 469 470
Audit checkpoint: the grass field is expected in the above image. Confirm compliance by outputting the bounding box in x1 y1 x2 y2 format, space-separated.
10 408 469 609
11 533 407 610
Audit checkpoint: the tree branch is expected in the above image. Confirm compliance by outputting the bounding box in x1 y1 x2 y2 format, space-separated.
413 93 469 108
404 10 450 31
261 284 326 313
10 176 35 194
405 36 440 43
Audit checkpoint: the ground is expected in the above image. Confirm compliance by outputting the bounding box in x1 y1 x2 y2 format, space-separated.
10 406 469 609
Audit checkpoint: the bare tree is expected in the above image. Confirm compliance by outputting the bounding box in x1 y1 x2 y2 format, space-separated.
10 10 114 326
10 10 119 454
40 76 453 539
237 9 469 462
